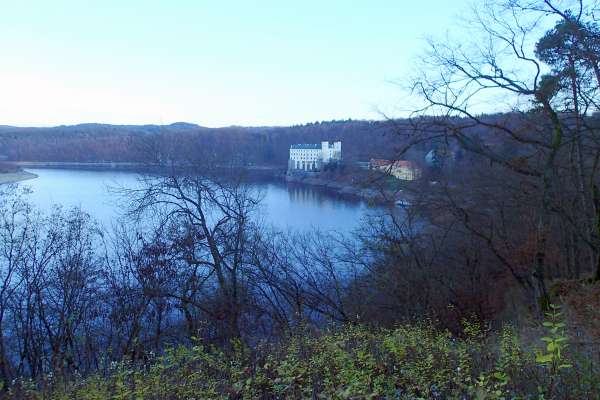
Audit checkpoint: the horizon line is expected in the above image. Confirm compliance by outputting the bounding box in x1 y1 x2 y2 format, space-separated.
0 118 390 130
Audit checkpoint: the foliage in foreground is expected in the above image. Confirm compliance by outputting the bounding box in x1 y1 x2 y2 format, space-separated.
8 313 600 400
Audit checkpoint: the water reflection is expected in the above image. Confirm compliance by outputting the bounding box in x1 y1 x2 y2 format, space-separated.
285 183 361 208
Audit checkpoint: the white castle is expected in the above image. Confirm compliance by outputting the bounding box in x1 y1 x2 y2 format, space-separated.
288 141 342 171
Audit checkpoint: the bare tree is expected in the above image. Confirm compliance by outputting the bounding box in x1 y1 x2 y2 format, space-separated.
0 186 31 390
118 167 263 342
406 0 600 311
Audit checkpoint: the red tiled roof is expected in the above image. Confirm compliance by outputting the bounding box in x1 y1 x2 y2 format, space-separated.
369 159 418 169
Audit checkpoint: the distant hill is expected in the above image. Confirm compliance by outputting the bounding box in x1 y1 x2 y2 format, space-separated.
0 119 413 166
0 122 203 136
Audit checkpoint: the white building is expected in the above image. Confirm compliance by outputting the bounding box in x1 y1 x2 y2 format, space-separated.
288 141 342 171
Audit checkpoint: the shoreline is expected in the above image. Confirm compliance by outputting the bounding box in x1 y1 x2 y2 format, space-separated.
0 170 38 185
12 161 151 171
6 162 398 203
285 173 397 204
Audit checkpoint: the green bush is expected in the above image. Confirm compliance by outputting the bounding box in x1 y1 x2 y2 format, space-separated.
6 318 599 399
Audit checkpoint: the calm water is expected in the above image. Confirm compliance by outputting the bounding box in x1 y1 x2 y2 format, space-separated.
22 168 377 233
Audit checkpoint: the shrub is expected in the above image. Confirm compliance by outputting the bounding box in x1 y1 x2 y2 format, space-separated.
6 319 599 399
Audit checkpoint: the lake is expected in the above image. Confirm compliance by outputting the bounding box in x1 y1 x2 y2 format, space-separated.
21 168 379 233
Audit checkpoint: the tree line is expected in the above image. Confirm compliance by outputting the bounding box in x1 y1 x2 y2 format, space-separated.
0 120 405 166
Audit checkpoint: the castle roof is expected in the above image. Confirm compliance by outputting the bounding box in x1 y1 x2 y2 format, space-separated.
290 144 321 149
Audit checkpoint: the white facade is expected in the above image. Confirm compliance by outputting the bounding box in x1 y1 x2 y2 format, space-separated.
289 141 342 171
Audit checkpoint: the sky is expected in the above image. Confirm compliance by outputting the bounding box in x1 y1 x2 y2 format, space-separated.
0 1 469 127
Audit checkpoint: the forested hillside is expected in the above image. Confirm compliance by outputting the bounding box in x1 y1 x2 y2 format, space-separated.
0 120 404 165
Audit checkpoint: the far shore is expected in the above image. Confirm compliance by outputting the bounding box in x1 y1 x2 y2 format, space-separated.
7 162 395 202
0 170 38 185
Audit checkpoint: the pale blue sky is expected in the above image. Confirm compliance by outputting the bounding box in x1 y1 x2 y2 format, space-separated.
0 1 468 127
